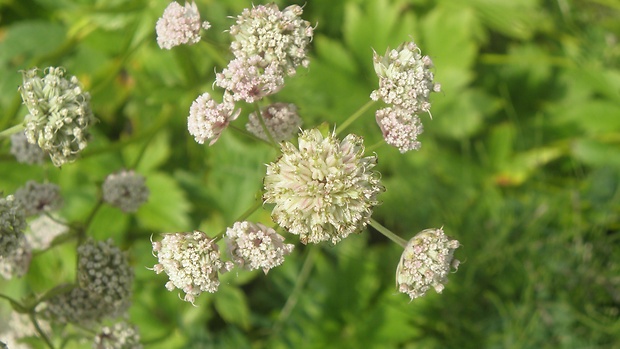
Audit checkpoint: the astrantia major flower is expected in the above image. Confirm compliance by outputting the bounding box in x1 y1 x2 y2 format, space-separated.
229 4 313 75
215 56 285 103
156 1 211 50
14 180 63 217
19 67 96 167
151 231 233 304
396 227 460 300
0 194 27 257
370 41 440 115
188 92 240 145
263 129 384 244
246 102 302 142
225 221 294 273
375 107 424 153
102 170 150 213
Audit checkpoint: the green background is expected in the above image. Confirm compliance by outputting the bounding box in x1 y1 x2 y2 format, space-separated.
1 0 619 348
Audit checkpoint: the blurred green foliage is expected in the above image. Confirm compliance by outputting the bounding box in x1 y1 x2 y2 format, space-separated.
1 0 619 348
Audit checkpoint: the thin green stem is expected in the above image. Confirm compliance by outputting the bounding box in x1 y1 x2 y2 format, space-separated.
79 198 104 244
30 313 55 349
0 123 25 138
229 124 278 149
255 102 278 147
370 218 408 247
335 100 377 136
0 293 27 313
214 195 264 239
273 245 317 335
366 140 385 153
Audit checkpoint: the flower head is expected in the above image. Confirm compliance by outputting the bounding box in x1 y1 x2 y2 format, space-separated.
246 103 302 142
264 129 384 244
102 170 150 213
93 321 143 349
229 4 313 74
215 56 285 103
188 92 240 145
370 41 440 115
14 180 63 217
375 107 424 153
77 239 134 309
19 67 96 167
0 194 27 257
42 286 130 324
156 1 210 50
10 132 46 165
396 227 460 300
152 231 233 304
225 221 294 273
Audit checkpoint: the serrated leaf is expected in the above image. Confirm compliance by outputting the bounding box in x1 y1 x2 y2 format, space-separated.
137 172 192 232
213 285 250 329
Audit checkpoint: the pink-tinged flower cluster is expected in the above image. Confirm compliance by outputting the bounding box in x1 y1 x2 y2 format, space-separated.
225 221 294 273
246 103 302 142
396 228 460 300
371 41 440 152
188 92 240 145
216 4 313 103
156 1 210 50
375 107 424 153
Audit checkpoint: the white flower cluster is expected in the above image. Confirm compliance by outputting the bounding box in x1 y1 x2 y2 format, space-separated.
264 129 384 244
19 67 96 166
396 228 460 300
156 1 210 50
152 231 233 304
102 170 150 213
215 4 313 103
14 180 63 216
93 321 142 349
246 103 302 142
26 214 69 250
0 194 27 257
187 92 240 145
371 41 440 152
225 221 294 273
0 312 50 349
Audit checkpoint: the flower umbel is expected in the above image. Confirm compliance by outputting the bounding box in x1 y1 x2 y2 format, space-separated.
156 1 211 50
0 194 27 257
370 41 440 115
188 92 240 145
102 170 150 213
152 231 233 304
375 107 424 153
229 4 313 75
246 102 302 142
396 227 460 300
14 180 63 217
264 129 384 244
225 221 294 273
19 67 96 167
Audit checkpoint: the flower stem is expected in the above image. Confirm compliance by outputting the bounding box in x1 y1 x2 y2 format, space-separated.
370 218 408 247
30 313 55 349
229 124 278 149
254 102 278 147
0 123 25 138
335 100 376 136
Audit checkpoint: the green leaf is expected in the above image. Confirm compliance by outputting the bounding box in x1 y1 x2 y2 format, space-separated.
137 172 192 232
213 285 250 329
571 138 620 169
0 20 66 64
553 101 620 135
